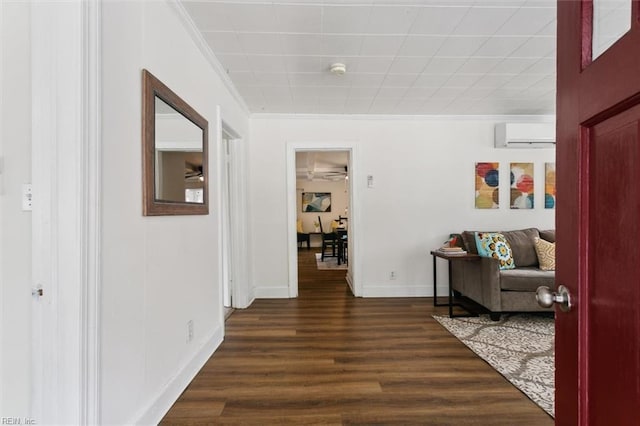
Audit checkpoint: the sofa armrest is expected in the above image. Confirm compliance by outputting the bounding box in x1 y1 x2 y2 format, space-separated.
480 257 503 311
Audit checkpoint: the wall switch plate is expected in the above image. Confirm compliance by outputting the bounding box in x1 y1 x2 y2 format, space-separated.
389 271 397 280
22 184 33 211
367 175 374 188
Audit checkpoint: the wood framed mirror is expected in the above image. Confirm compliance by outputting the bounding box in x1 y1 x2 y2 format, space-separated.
142 69 209 215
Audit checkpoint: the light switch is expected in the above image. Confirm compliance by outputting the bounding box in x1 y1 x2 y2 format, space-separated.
22 184 33 211
367 175 374 188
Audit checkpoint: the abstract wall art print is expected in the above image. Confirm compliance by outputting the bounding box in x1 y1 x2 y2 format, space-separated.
302 192 331 212
510 162 534 209
475 162 499 209
545 162 556 209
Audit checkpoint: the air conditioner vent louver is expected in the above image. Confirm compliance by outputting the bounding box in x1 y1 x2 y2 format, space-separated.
495 123 556 148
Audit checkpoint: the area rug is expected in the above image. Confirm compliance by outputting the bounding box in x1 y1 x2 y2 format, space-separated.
315 253 348 270
434 314 555 417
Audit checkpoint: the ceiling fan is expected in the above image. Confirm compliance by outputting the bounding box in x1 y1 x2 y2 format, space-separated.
184 162 204 182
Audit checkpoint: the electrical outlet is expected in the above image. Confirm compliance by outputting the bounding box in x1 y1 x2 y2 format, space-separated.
187 320 194 343
389 271 397 280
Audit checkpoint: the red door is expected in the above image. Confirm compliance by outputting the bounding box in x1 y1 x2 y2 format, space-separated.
556 1 640 424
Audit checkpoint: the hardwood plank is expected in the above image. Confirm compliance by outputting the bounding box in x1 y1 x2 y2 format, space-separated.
160 249 553 425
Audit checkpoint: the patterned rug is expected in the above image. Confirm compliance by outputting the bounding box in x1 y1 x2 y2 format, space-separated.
315 253 348 270
434 314 555 417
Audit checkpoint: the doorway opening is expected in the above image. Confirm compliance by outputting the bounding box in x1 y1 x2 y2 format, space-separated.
287 143 359 298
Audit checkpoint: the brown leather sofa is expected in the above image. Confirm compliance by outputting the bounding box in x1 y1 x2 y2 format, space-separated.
451 228 555 320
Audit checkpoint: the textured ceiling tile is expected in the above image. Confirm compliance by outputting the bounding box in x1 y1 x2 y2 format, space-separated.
216 54 251 72
398 35 447 56
253 73 289 85
352 57 394 73
381 74 419 87
444 73 483 87
237 33 284 55
388 56 430 74
280 34 322 55
359 35 406 56
422 57 467 74
494 57 539 74
184 0 558 115
322 5 372 34
183 2 235 31
454 7 518 36
495 6 556 36
226 3 279 32
472 36 529 57
203 32 242 53
365 5 420 34
247 56 287 73
349 87 380 97
412 73 451 87
509 36 556 57
285 56 323 73
410 6 470 35
456 57 503 74
322 35 364 56
435 36 490 56
274 4 322 33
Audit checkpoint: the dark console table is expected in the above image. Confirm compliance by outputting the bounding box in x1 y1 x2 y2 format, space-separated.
430 250 480 318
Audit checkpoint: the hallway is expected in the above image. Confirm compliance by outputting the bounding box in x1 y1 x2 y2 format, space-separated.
161 249 552 424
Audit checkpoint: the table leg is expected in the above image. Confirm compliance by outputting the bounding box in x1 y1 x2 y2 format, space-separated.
431 253 478 318
433 255 438 306
448 260 453 318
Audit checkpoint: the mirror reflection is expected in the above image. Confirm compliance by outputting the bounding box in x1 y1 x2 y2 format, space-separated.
142 69 208 216
154 97 205 204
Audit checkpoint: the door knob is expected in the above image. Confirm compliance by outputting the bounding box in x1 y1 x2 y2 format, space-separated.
536 285 572 312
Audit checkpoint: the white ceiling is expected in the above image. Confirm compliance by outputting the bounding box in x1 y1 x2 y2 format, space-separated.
181 0 558 115
296 151 349 181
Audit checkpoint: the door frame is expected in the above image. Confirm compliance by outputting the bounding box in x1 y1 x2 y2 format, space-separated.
30 0 101 423
216 110 251 309
218 113 246 308
286 142 361 297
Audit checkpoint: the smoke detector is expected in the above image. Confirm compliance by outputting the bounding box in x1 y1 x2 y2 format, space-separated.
329 63 346 75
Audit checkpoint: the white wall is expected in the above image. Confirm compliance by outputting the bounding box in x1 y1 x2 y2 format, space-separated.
101 1 248 424
249 116 555 297
0 1 32 416
297 178 349 238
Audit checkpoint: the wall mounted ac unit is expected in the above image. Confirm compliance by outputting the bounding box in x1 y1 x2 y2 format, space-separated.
495 122 556 148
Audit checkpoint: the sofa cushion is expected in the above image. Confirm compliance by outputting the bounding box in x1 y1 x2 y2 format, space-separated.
502 228 540 267
461 231 479 254
500 267 555 291
462 230 497 254
534 237 556 270
475 232 516 270
539 229 556 243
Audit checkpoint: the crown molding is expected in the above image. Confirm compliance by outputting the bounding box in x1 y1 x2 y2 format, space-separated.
251 113 556 122
168 0 250 116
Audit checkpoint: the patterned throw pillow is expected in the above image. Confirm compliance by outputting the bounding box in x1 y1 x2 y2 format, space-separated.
474 232 516 270
534 237 556 271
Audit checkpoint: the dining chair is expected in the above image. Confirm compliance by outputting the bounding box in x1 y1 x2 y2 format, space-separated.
318 215 338 260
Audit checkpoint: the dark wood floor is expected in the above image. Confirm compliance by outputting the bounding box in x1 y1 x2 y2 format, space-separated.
161 248 553 425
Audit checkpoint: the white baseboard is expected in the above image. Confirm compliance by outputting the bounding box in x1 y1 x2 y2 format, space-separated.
361 284 442 298
253 286 291 299
132 325 224 425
